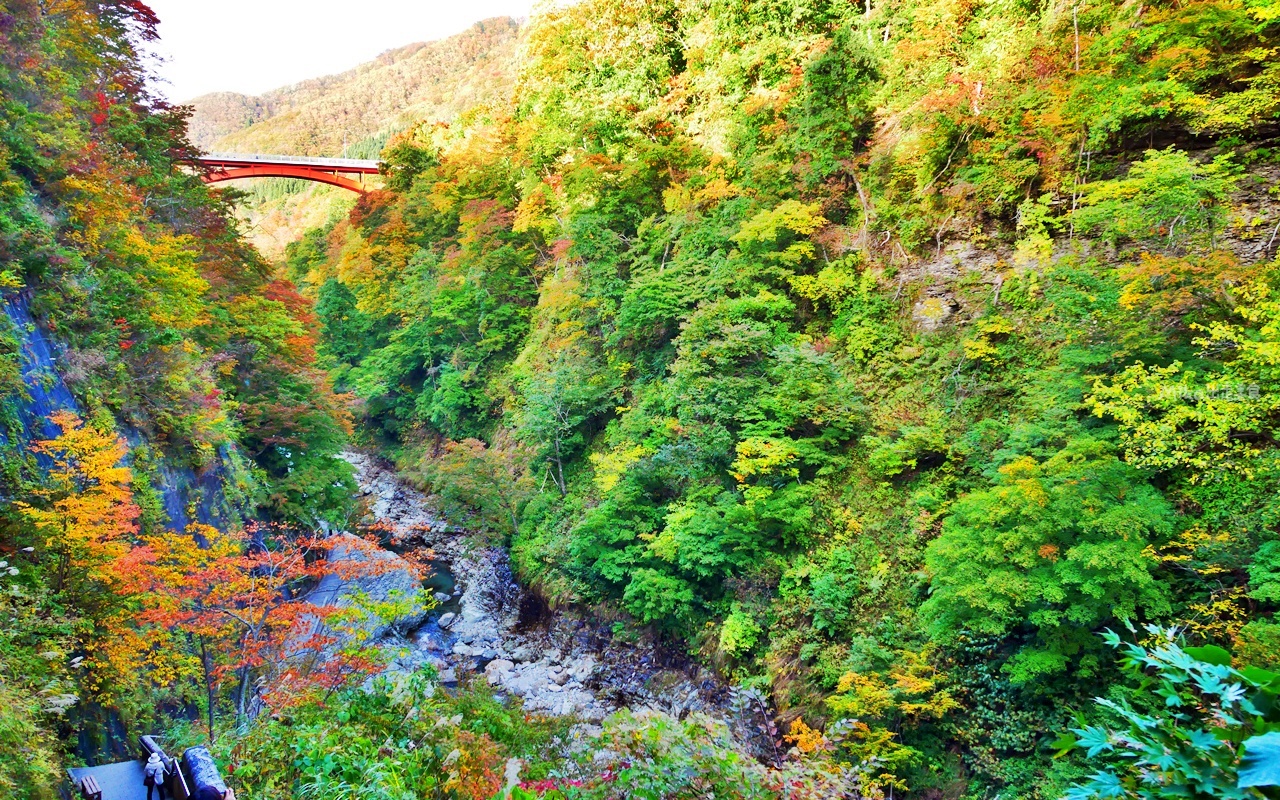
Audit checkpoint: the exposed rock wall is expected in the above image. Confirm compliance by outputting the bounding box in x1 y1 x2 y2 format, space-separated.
894 150 1280 333
1 290 240 532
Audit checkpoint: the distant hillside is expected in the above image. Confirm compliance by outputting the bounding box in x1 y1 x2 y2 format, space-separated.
185 91 268 149
188 17 522 155
186 17 523 258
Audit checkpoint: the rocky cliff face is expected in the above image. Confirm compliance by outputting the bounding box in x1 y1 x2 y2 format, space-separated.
902 151 1280 333
1 290 241 532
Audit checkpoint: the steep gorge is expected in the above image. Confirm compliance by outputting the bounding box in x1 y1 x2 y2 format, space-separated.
6 0 1280 798
260 0 1280 795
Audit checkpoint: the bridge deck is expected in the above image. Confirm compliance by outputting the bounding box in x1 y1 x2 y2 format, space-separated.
69 760 148 800
198 152 380 173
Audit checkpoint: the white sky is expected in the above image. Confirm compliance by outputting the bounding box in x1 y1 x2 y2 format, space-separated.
145 0 535 102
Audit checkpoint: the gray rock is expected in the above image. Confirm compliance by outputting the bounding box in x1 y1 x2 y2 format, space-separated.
340 453 448 548
416 630 447 651
503 665 548 698
345 449 737 728
569 656 597 680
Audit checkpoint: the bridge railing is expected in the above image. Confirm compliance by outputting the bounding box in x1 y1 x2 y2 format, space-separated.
199 152 381 171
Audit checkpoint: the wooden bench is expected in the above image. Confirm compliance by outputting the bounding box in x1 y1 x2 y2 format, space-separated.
78 775 102 800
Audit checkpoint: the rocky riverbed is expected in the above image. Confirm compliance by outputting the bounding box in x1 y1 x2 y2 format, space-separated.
338 451 730 725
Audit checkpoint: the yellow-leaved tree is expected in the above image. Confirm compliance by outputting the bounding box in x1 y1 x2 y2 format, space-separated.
17 411 145 691
19 411 138 603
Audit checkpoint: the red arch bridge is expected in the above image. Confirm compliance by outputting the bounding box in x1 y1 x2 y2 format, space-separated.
197 153 380 193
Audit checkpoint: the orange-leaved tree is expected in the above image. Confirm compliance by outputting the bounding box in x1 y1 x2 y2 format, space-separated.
128 523 420 734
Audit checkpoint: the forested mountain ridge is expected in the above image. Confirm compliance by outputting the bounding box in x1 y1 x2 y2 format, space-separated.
186 16 522 155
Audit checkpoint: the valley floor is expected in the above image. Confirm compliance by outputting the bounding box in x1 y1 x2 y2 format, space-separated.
344 452 749 733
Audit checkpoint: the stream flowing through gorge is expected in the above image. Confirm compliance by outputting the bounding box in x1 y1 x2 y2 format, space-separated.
4 287 745 752
339 452 735 727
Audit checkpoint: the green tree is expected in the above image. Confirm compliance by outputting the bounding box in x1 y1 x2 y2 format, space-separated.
421 435 534 540
0 679 62 800
1089 279 1280 478
923 438 1174 683
515 346 619 496
314 278 380 371
1072 149 1238 251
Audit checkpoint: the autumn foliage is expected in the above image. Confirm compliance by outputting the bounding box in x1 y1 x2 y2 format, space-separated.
125 523 411 728
9 413 408 737
18 412 138 604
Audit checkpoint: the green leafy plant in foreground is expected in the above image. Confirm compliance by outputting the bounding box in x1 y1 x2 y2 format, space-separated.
1060 626 1280 799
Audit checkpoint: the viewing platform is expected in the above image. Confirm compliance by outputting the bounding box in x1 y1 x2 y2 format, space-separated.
67 760 146 800
65 735 235 800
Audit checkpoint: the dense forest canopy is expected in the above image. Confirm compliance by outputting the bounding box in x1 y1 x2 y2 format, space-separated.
290 0 1280 793
4 0 1280 798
